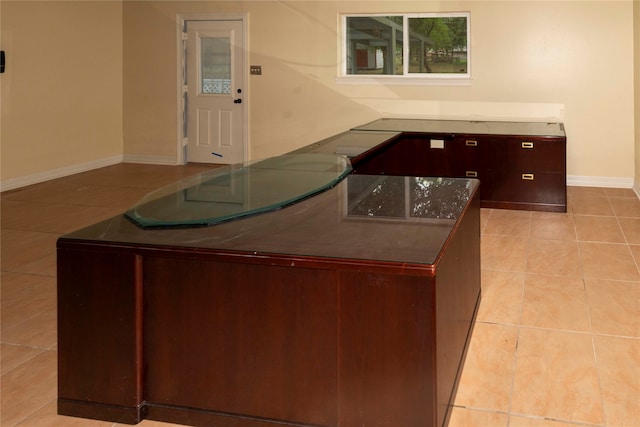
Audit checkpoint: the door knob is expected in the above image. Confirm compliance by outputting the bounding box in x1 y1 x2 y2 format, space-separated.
234 99 242 104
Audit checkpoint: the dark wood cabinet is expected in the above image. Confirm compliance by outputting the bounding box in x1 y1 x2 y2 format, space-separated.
57 176 481 427
487 135 566 209
350 120 567 212
57 118 566 427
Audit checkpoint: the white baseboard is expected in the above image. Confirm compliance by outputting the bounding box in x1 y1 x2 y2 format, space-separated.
0 155 123 192
567 175 634 189
123 154 178 165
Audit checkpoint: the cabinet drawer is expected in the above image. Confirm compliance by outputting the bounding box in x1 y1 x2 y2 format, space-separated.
493 137 566 173
491 171 566 205
451 136 488 171
451 137 488 194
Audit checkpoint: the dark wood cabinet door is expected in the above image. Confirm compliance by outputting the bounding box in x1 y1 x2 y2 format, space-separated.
488 135 566 209
57 247 144 424
352 134 456 178
491 170 566 206
338 271 437 427
491 136 566 173
384 135 456 177
143 257 340 426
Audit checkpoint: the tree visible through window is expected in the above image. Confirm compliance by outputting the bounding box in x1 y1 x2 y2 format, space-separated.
344 13 470 79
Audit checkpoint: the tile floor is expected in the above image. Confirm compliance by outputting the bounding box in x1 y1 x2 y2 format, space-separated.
1 164 639 427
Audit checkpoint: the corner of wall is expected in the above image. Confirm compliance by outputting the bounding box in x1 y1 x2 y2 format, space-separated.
634 0 640 197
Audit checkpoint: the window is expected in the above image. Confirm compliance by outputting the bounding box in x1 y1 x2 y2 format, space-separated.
200 36 232 94
341 13 470 83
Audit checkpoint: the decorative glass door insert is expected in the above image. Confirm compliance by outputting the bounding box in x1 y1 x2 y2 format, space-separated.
200 36 231 94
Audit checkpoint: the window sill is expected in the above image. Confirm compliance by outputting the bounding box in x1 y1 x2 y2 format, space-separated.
335 76 472 87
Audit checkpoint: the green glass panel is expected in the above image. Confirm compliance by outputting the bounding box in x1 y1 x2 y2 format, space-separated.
125 154 352 229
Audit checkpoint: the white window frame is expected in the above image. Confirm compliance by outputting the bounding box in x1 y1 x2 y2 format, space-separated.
338 12 471 86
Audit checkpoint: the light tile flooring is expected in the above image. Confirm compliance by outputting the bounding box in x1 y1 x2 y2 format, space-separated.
1 164 639 427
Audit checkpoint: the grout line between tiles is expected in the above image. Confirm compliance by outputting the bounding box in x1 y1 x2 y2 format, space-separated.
504 226 529 427
507 411 606 427
0 345 48 377
590 326 610 427
13 397 57 427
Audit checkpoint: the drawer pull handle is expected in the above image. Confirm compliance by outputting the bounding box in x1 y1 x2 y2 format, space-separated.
522 173 535 180
522 142 534 149
466 171 478 178
466 140 478 147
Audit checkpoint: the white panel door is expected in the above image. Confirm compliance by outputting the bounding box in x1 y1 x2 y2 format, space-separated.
186 20 245 164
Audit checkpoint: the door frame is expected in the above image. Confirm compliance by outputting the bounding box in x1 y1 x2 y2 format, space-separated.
176 13 249 165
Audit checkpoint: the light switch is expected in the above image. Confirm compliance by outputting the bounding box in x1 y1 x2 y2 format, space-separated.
250 65 262 75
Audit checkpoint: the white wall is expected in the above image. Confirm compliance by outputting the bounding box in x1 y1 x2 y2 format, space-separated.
122 1 635 186
1 1 636 189
1 1 123 190
635 0 640 194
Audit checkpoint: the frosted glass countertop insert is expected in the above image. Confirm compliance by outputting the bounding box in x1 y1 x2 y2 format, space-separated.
125 153 352 229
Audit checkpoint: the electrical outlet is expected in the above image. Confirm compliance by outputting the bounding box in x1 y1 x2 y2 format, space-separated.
250 65 262 75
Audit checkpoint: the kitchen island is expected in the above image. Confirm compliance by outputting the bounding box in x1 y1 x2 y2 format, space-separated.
57 152 481 427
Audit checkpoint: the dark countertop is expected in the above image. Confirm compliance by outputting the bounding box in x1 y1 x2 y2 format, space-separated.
60 174 479 267
353 118 566 137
